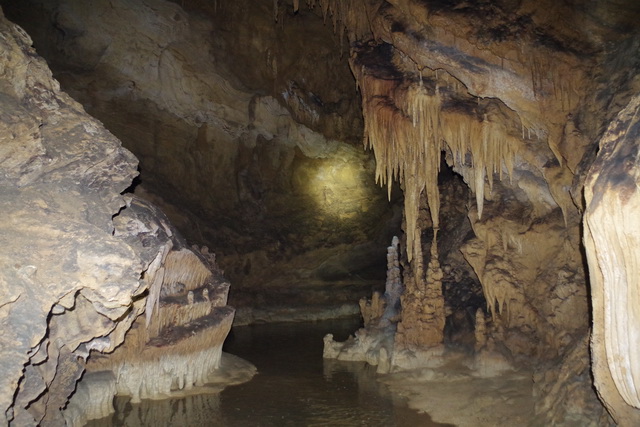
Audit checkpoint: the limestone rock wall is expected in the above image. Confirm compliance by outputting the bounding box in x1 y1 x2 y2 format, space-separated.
1 0 402 318
0 8 171 425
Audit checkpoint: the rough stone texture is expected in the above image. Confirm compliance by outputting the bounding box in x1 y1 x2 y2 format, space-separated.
0 6 248 425
1 0 402 318
0 8 167 425
3 0 640 425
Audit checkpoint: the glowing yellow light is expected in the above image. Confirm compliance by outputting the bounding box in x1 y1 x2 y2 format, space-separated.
306 156 372 220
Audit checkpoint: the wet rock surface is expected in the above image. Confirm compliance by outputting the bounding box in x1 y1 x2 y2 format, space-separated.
2 0 640 425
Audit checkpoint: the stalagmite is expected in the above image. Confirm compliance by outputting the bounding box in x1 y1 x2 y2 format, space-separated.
350 53 524 354
359 291 385 327
380 235 402 325
395 231 445 349
475 308 487 351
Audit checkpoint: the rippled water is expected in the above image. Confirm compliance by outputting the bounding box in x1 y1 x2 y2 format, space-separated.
89 317 445 426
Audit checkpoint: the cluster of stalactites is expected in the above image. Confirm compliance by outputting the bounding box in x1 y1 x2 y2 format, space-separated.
443 110 518 219
356 65 520 271
274 0 372 42
357 70 442 268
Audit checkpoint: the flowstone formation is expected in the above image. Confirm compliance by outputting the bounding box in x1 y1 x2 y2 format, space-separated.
64 202 255 425
584 94 640 426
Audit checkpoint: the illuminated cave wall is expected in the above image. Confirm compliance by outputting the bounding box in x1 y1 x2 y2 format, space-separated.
584 94 640 425
2 0 403 321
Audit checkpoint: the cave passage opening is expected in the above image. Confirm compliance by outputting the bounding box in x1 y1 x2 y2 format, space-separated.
0 0 490 353
0 0 503 423
0 0 411 322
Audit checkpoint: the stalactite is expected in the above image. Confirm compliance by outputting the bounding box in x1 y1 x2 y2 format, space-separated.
357 67 444 264
351 33 525 352
306 0 372 41
441 110 518 219
359 66 521 340
404 82 442 230
358 54 526 279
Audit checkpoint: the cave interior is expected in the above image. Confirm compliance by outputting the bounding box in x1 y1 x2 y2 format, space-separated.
1 0 640 425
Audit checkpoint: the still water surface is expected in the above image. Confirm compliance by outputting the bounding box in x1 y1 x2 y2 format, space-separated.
90 317 444 426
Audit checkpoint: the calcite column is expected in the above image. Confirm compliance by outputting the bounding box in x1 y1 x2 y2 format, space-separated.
380 235 402 325
395 232 445 350
584 94 640 425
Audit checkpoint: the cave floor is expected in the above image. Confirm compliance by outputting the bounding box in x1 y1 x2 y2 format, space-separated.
380 354 535 426
87 317 448 426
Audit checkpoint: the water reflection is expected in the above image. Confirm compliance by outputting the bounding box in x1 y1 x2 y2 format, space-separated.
88 317 447 426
